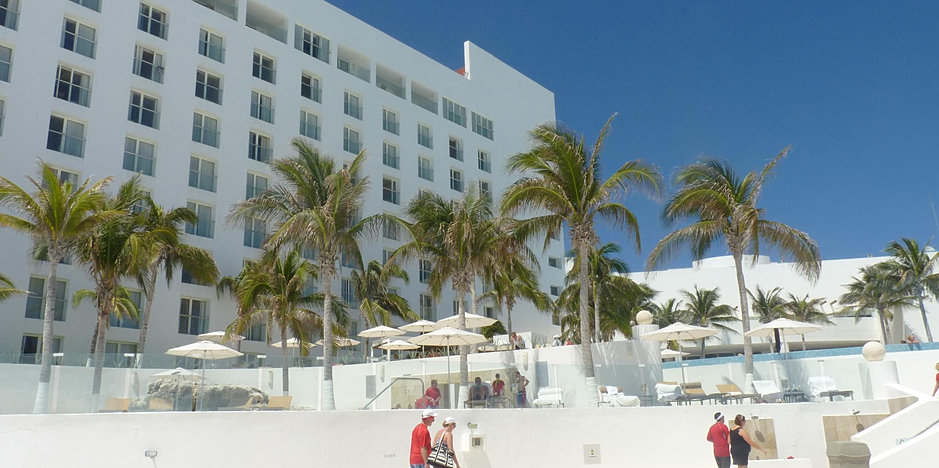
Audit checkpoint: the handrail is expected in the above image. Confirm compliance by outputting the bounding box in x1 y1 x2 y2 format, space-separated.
361 376 425 410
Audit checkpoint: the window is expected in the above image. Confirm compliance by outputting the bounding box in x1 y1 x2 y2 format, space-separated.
188 156 216 192
442 97 466 127
250 90 273 123
343 127 361 154
50 168 79 187
472 112 494 140
382 109 399 135
343 91 362 119
198 29 224 63
294 25 329 63
105 342 138 363
301 73 321 102
47 115 85 157
123 136 155 176
382 142 399 169
382 218 399 240
181 267 210 286
245 173 268 199
185 202 214 238
110 290 142 329
178 298 208 335
479 180 491 198
448 137 463 161
452 300 468 315
0 99 4 136
248 131 271 163
20 335 63 363
25 276 67 321
138 3 168 39
418 156 433 181
244 322 265 342
340 251 357 269
0 0 18 30
382 249 394 264
243 217 266 248
0 45 11 82
296 109 319 140
419 294 435 321
478 150 491 173
382 177 399 205
449 169 463 193
341 278 356 306
61 18 96 58
417 124 432 149
128 91 159 128
550 285 560 297
548 257 560 268
195 70 222 104
192 112 219 147
419 259 431 283
70 0 100 12
484 306 495 319
252 51 275 83
54 66 91 107
132 45 164 83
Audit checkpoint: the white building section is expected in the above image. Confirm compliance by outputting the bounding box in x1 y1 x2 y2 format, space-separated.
0 0 565 359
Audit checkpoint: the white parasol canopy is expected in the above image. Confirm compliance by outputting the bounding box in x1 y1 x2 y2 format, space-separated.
400 320 439 333
271 338 315 349
660 348 690 359
744 318 824 338
357 325 405 339
435 312 497 329
152 367 202 380
379 340 420 351
198 331 245 343
315 337 361 347
165 341 242 410
641 322 719 342
409 327 488 384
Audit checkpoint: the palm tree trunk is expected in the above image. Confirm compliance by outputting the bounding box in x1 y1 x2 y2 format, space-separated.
457 286 469 407
91 287 112 412
700 338 706 358
320 268 335 410
593 280 601 343
801 334 807 351
137 263 160 358
577 244 598 406
280 327 290 396
32 255 60 414
877 308 889 344
773 329 782 353
916 292 934 342
732 252 754 375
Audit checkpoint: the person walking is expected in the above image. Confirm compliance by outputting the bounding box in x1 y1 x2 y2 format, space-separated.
729 414 763 468
431 416 461 468
706 412 731 468
410 409 436 468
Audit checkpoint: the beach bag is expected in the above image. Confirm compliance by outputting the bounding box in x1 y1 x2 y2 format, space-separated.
427 437 455 468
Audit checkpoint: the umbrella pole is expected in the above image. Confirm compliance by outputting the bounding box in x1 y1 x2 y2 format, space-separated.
446 338 451 409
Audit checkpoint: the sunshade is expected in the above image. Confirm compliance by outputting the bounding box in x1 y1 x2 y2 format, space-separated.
409 327 488 384
315 337 361 347
271 338 314 348
198 331 244 343
399 320 438 333
744 318 824 338
436 312 497 329
641 322 719 342
357 325 405 339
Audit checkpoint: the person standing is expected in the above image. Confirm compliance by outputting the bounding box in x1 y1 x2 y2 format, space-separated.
410 409 436 468
425 380 441 408
515 371 530 408
706 412 731 468
729 414 764 468
432 416 462 468
932 362 939 397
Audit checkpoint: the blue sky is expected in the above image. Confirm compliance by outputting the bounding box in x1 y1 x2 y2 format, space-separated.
330 1 939 271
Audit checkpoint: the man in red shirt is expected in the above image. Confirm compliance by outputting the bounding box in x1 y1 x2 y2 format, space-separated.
424 380 441 408
409 409 436 468
706 412 731 468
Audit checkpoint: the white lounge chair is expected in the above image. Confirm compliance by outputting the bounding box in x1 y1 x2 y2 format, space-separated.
598 386 640 407
807 376 854 401
655 382 683 404
532 387 564 408
751 380 783 403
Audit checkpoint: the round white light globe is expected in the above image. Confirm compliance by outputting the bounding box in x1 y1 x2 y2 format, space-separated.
636 310 654 325
862 341 886 362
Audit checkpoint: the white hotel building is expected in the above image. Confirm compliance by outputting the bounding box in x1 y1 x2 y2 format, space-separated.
0 0 565 361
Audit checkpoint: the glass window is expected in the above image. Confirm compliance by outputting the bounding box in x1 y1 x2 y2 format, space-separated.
198 29 224 63
341 278 356 306
0 45 11 82
252 51 275 84
301 73 321 102
343 127 360 154
138 3 168 39
50 168 79 187
418 156 433 181
0 99 5 136
25 276 67 321
61 18 96 58
382 109 399 135
479 180 491 198
185 202 215 238
343 92 362 119
448 136 463 161
110 290 142 329
46 115 85 157
248 131 271 163
178 298 208 335
419 259 431 283
123 136 155 176
70 0 100 11
417 124 432 149
132 45 164 83
0 0 19 30
245 173 267 199
478 150 491 173
128 91 159 128
382 249 394 264
382 142 399 169
188 156 216 192
195 70 222 104
244 322 265 342
382 218 399 241
382 177 399 205
550 285 560 297
54 66 91 107
548 257 560 268
294 25 329 63
450 169 463 193
472 112 494 140
299 110 320 140
420 294 435 321
250 90 273 123
191 112 219 147
243 217 266 248
442 97 467 127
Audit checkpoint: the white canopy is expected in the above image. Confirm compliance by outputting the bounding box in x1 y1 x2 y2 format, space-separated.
435 313 497 329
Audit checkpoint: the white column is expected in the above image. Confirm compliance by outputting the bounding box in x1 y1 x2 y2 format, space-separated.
867 360 899 399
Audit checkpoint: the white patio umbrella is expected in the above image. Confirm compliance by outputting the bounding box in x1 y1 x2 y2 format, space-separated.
436 312 497 329
641 322 720 342
358 326 405 361
400 320 439 333
315 337 361 347
151 367 201 410
198 331 245 344
745 317 823 348
660 348 690 360
165 341 242 410
409 327 488 385
271 337 314 349
379 339 420 361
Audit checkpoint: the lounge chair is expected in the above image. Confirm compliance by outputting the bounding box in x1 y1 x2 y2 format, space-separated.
751 380 783 403
598 386 639 407
148 397 174 411
102 397 130 413
716 384 759 404
219 394 262 411
677 382 710 405
262 395 292 410
655 382 682 404
531 387 564 408
807 376 854 401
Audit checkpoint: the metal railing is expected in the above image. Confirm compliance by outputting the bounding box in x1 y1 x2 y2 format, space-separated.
361 376 425 410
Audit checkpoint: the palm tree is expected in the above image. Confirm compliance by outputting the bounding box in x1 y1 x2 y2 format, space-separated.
0 163 112 413
137 200 218 356
839 264 914 344
502 116 662 405
566 243 629 343
882 238 939 342
679 286 738 358
647 148 821 374
785 293 832 350
649 298 685 329
228 138 373 410
558 273 655 341
748 286 787 353
73 178 151 409
220 250 320 395
398 188 497 402
351 260 419 358
0 274 25 303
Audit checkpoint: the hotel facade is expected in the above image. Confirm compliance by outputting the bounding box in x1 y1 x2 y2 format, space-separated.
0 0 565 361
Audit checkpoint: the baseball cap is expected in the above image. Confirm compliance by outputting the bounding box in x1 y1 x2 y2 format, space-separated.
422 409 438 419
443 417 456 425
714 412 723 421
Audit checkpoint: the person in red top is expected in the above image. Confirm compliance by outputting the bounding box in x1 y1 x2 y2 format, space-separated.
409 409 436 468
491 373 505 396
932 362 939 397
424 380 441 408
706 412 731 468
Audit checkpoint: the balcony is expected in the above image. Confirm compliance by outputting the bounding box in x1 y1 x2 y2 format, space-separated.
192 0 237 21
337 46 370 83
376 64 405 99
245 1 287 43
411 81 437 114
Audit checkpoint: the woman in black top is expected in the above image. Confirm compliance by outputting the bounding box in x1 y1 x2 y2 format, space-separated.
729 414 764 467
